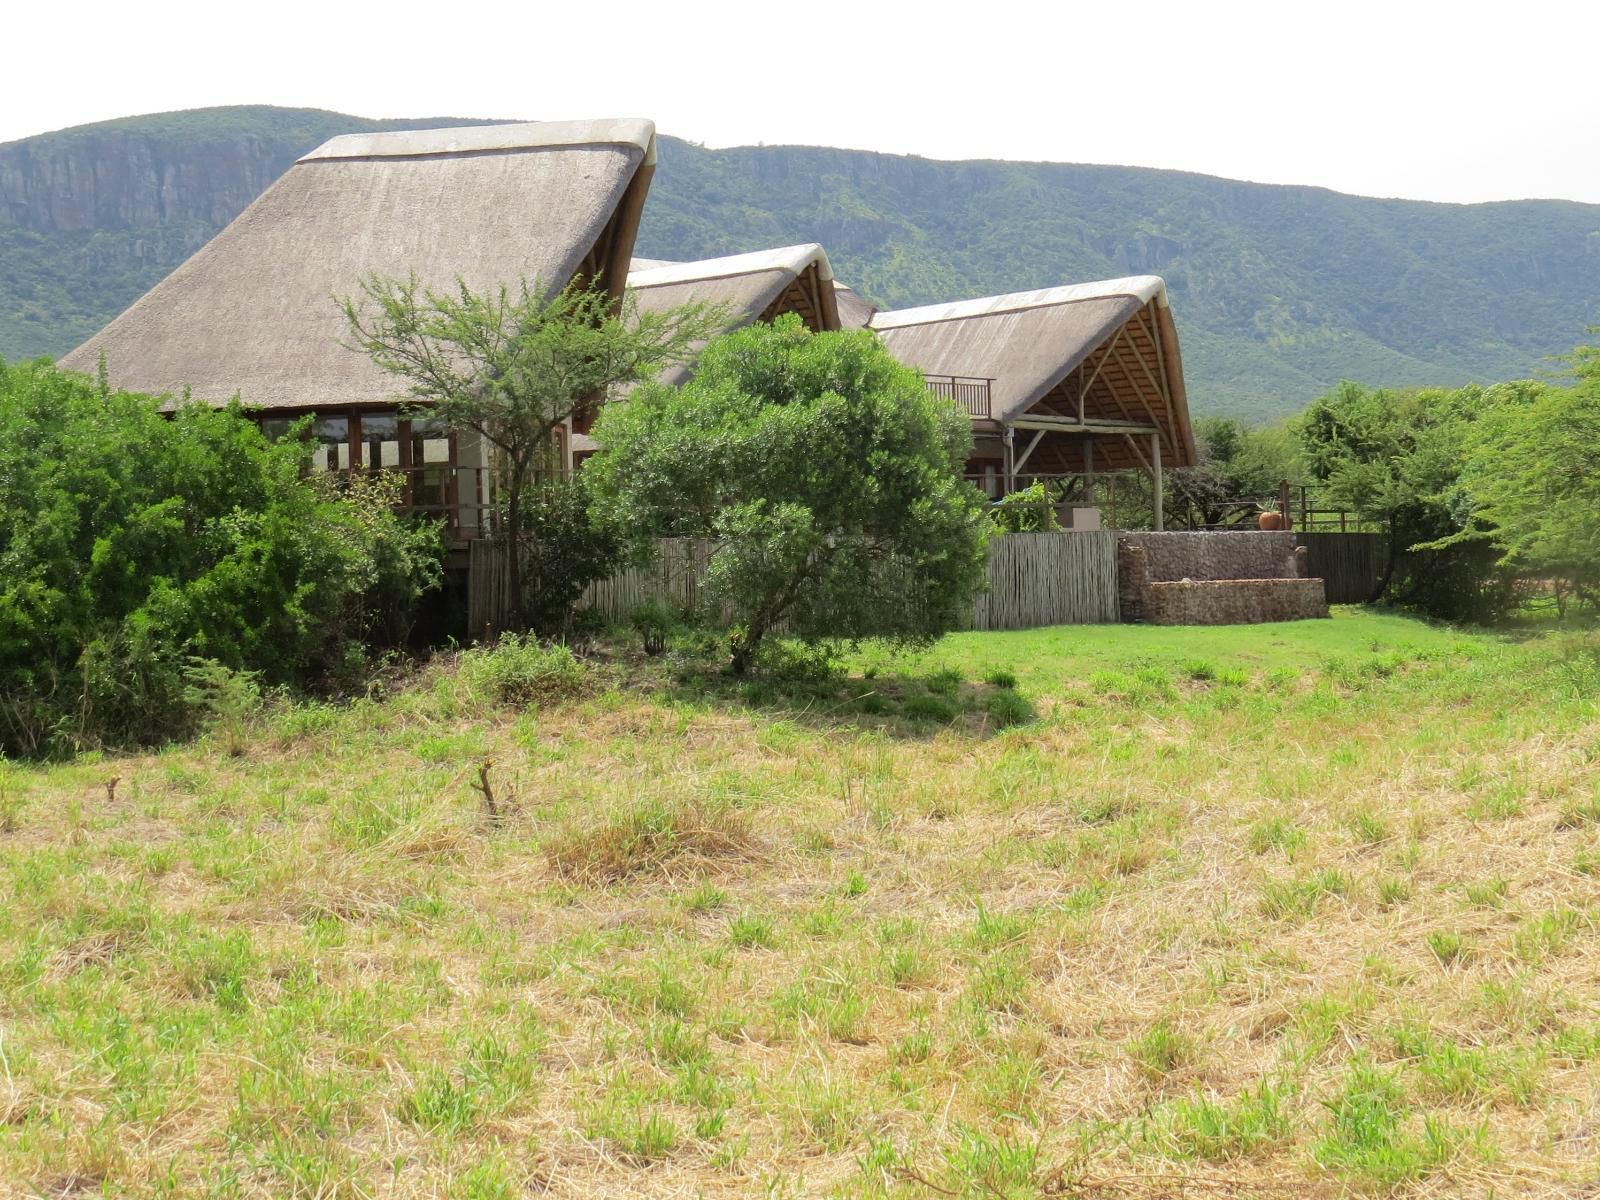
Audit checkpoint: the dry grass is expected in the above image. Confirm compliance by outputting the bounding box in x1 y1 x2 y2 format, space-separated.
1 612 1598 1198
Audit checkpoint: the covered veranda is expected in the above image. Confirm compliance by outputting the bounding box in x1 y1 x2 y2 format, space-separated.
870 276 1196 529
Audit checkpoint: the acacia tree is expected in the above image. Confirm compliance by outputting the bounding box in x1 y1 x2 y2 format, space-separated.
340 275 725 624
585 315 991 674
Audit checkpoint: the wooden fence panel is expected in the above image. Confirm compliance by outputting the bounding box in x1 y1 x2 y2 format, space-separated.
1298 532 1388 604
581 539 718 622
971 532 1120 629
467 539 514 639
467 532 1121 638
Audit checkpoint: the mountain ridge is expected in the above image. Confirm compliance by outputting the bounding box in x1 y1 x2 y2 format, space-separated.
3 105 1597 420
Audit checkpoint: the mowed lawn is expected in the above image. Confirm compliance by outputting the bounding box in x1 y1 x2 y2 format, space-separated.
2 611 1599 1198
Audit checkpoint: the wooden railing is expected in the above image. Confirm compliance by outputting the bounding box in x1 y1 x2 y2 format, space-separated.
923 374 993 419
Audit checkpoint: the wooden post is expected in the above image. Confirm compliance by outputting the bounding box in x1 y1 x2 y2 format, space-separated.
1003 428 1016 496
1278 479 1291 528
1152 431 1164 532
1082 439 1095 504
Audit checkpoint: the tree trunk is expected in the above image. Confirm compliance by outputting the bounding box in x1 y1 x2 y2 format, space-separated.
504 475 525 631
729 634 758 677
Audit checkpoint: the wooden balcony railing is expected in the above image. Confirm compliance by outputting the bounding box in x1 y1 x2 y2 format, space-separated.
923 374 993 419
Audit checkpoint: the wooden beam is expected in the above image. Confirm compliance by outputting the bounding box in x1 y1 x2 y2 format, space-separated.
1076 328 1121 413
1010 416 1160 435
1152 431 1164 531
1146 305 1184 463
1140 306 1178 459
1100 334 1152 432
1011 428 1047 476
1122 432 1154 477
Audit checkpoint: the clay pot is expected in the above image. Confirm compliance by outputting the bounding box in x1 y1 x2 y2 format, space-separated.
1258 510 1287 531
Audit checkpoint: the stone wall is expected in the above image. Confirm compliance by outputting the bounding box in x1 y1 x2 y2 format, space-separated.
1144 579 1329 625
1118 532 1327 624
1120 531 1300 583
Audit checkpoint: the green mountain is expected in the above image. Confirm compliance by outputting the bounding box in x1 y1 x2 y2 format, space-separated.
4 105 1597 420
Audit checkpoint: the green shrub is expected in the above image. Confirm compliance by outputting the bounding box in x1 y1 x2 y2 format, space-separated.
629 599 676 656
985 690 1034 728
459 636 586 707
903 694 960 724
988 482 1058 533
515 477 623 635
0 359 441 754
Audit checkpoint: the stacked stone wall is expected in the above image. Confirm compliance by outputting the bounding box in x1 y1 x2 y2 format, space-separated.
1144 579 1329 625
1117 531 1327 624
1121 531 1299 582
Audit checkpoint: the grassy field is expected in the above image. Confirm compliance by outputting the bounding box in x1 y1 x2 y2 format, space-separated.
2 610 1599 1198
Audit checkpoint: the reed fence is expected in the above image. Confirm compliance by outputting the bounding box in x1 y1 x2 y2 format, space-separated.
469 531 1387 637
1297 532 1388 604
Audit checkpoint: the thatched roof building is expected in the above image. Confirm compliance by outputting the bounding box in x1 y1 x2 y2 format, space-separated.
622 244 841 388
833 282 878 331
60 119 659 410
629 244 839 327
870 276 1195 477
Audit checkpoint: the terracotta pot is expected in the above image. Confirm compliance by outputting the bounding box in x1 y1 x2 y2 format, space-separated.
1258 511 1286 531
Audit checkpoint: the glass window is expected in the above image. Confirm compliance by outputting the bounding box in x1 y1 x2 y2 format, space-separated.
407 417 451 515
360 413 400 469
311 415 349 471
258 416 295 442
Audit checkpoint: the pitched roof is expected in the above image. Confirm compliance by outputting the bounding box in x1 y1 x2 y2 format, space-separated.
629 243 837 323
869 275 1195 468
60 119 659 409
832 281 878 331
626 244 840 384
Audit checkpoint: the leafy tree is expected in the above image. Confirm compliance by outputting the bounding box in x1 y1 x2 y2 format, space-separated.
1442 343 1600 613
585 316 991 674
339 275 724 625
0 358 440 754
1170 416 1297 528
1297 381 1516 618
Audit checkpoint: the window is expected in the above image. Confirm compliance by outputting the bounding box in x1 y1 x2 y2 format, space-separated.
311 415 349 471
408 416 451 515
360 413 401 469
258 416 295 442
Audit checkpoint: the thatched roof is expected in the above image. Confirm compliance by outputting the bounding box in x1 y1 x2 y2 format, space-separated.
870 276 1195 470
61 119 659 410
629 243 839 328
626 244 840 385
833 281 878 331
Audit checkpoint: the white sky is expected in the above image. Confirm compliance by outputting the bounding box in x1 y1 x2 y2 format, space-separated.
5 0 1598 204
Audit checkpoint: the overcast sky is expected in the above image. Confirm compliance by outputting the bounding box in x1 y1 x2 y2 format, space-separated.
5 0 1597 204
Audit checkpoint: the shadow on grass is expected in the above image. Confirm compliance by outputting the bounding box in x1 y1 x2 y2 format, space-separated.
602 636 1038 742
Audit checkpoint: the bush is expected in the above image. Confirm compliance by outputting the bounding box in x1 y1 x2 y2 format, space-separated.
0 359 442 754
988 482 1058 533
903 694 961 724
588 317 990 675
985 689 1035 728
629 600 676 656
458 635 586 707
515 477 624 635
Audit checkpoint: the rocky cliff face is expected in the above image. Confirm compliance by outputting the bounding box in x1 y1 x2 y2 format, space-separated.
0 132 297 233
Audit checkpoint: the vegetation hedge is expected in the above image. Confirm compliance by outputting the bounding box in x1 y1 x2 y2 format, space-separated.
0 358 441 754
